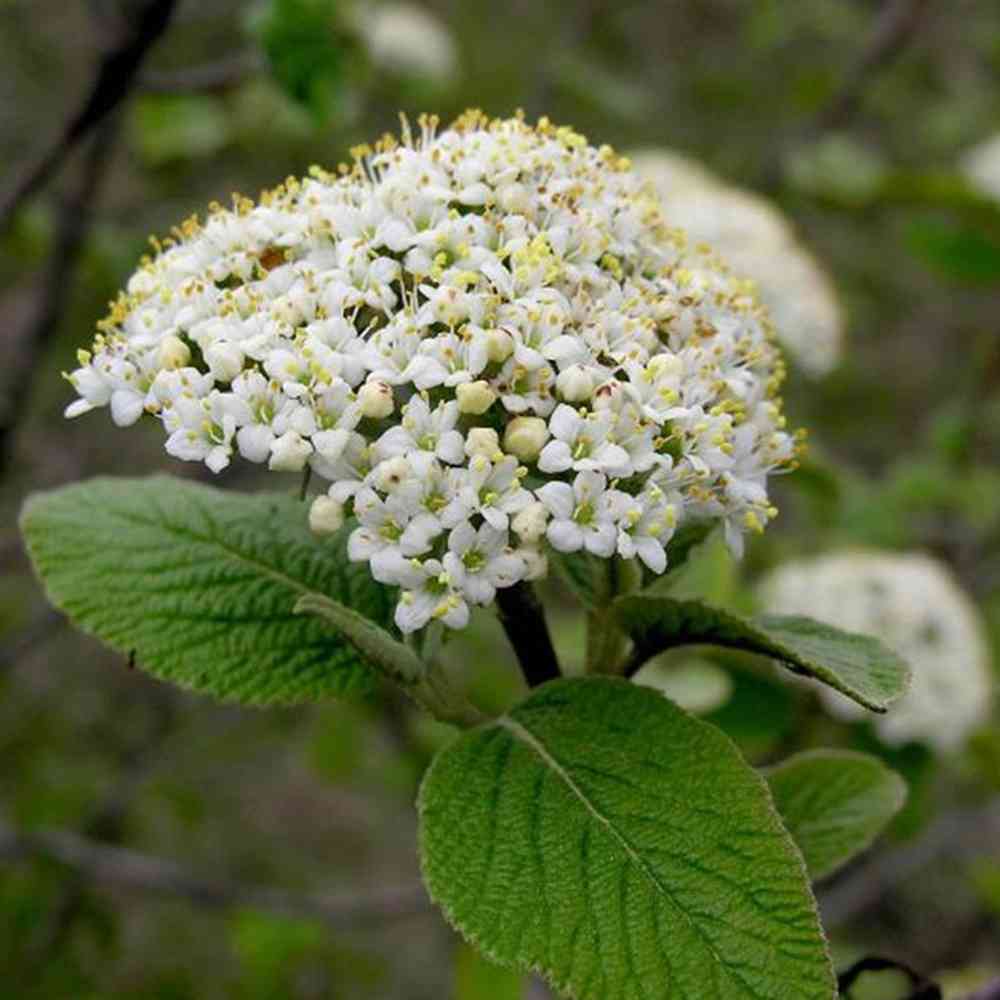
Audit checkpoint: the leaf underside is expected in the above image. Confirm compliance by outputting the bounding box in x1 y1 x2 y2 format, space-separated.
420 678 836 1000
766 750 907 881
20 476 394 705
614 595 910 712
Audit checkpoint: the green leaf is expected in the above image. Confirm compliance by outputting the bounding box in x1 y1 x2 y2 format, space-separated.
765 751 907 881
614 596 909 712
255 0 351 120
20 476 394 705
419 678 835 1000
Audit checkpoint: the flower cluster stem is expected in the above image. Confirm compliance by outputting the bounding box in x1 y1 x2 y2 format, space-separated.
495 581 561 688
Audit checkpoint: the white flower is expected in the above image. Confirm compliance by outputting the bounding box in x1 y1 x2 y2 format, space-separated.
462 455 532 530
393 559 469 634
961 132 1000 202
348 486 439 582
538 471 626 557
66 112 799 632
537 404 630 475
443 523 526 604
360 3 458 85
374 395 464 465
761 551 994 753
631 148 844 378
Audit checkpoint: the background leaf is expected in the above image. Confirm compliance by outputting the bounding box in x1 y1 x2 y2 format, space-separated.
20 476 394 705
765 750 907 880
419 677 835 1000
615 595 910 712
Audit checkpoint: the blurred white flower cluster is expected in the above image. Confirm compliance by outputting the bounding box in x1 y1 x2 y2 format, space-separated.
961 132 1000 202
65 112 797 633
631 150 844 378
358 3 458 85
762 551 994 752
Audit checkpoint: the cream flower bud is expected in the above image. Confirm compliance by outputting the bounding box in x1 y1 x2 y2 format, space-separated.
158 334 190 370
556 364 595 402
504 416 549 461
518 547 548 581
373 455 412 492
268 430 312 471
465 427 501 459
309 495 345 535
456 380 496 414
593 378 625 411
205 342 245 382
511 501 549 544
358 379 394 419
485 327 514 363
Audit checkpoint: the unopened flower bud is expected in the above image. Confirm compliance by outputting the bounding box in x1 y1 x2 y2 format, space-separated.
512 501 549 544
465 427 501 459
309 495 345 535
358 379 394 419
205 341 245 382
456 380 496 415
268 430 312 471
504 416 549 461
158 335 190 370
593 378 625 411
485 328 514 363
518 547 548 581
373 455 412 492
556 364 595 402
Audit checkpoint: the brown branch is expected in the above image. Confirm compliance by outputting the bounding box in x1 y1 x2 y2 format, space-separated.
815 0 932 132
0 114 119 474
0 818 430 930
0 0 178 234
495 581 562 688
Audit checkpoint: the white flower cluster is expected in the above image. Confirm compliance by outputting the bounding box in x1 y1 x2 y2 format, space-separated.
761 551 995 752
631 150 844 378
961 132 1000 203
358 3 458 85
65 112 797 633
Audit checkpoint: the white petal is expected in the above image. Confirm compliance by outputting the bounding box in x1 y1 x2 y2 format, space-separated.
536 481 575 519
584 522 617 557
537 440 573 473
549 404 580 442
110 390 144 427
547 519 584 553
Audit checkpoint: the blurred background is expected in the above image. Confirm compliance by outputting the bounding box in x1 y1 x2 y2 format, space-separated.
1 1 999 997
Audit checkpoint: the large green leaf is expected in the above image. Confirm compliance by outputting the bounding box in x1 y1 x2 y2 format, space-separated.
419 678 835 1000
20 476 394 705
614 595 909 712
766 751 907 881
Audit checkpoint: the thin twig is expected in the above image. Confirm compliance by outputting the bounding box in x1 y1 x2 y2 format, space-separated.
0 0 178 234
0 818 431 929
0 114 119 474
495 581 562 688
814 0 932 132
